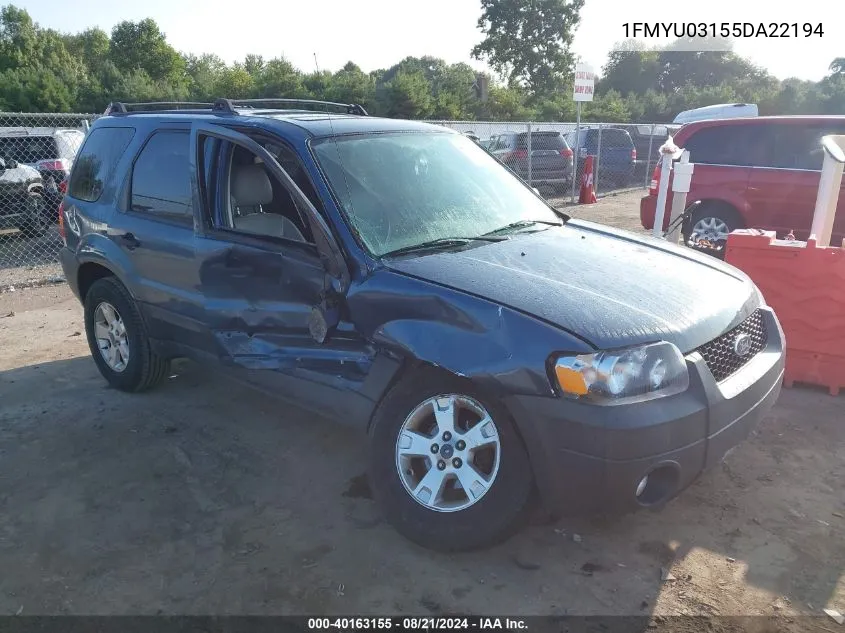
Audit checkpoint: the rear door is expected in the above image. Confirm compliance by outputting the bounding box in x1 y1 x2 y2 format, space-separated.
595 128 635 179
107 126 206 351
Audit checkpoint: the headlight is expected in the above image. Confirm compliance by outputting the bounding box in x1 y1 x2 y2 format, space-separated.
553 341 689 405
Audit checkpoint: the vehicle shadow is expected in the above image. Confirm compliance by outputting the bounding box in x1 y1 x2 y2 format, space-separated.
0 354 842 620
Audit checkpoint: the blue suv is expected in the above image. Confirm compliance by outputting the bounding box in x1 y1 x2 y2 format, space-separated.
59 99 785 551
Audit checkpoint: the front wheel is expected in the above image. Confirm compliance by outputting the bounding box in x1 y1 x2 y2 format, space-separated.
683 203 743 259
368 369 534 552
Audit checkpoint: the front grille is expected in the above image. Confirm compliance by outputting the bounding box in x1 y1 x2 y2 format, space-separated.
696 310 767 382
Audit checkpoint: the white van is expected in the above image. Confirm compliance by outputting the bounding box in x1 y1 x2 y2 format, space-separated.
672 103 758 125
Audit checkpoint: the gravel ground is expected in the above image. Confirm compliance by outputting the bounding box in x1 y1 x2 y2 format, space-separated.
1 192 844 627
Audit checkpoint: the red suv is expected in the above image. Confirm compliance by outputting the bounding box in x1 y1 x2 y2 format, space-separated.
640 116 845 247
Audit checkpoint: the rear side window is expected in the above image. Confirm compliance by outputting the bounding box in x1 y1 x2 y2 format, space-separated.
68 127 135 202
515 133 566 150
130 131 193 224
682 125 765 167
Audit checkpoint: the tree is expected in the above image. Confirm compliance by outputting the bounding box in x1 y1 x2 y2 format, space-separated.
185 53 226 101
471 0 584 95
110 19 185 83
381 70 434 119
328 62 376 109
599 41 659 96
254 57 306 98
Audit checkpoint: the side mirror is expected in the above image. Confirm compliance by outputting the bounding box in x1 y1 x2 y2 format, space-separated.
2 157 17 169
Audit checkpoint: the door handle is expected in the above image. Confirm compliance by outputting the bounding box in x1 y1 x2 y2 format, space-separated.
120 232 141 250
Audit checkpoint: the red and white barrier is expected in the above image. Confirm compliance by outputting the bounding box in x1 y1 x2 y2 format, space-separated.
725 135 845 395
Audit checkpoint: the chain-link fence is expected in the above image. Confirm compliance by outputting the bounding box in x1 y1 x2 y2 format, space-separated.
431 121 678 202
1 113 98 290
0 112 676 290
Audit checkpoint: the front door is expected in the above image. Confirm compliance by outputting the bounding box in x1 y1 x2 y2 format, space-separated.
744 122 845 240
189 123 376 422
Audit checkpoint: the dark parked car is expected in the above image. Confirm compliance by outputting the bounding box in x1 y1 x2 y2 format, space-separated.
0 156 47 236
489 130 573 194
566 127 637 187
641 116 845 251
59 99 785 551
0 128 86 214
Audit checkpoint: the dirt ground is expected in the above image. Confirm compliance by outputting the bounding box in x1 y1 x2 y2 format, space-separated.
1 192 844 624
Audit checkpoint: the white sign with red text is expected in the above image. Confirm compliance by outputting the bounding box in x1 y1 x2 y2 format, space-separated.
573 64 595 102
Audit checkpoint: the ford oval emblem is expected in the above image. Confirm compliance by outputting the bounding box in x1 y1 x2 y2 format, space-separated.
733 333 753 357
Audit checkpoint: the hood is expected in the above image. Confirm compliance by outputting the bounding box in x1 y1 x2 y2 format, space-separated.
384 219 761 352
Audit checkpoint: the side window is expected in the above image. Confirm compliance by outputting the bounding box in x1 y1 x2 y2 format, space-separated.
769 124 842 171
68 127 135 202
683 125 768 167
131 131 193 224
208 140 314 244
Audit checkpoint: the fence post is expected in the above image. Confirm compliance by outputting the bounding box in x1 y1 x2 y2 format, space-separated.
526 123 533 188
594 124 602 196
810 135 845 247
571 102 582 204
645 124 655 189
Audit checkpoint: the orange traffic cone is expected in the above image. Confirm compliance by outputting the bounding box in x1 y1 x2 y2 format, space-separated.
579 155 597 204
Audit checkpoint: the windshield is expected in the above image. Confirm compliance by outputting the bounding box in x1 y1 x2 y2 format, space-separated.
313 132 561 257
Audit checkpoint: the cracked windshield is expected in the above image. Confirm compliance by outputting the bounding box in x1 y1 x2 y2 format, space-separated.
314 132 561 256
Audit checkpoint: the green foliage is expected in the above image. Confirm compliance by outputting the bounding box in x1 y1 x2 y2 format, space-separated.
0 3 841 124
472 0 583 94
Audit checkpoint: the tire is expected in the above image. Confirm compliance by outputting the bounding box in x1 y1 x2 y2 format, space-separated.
17 192 47 238
683 203 742 259
368 368 534 552
83 276 170 393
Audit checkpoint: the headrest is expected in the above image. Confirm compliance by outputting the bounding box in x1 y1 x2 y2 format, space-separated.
231 164 273 207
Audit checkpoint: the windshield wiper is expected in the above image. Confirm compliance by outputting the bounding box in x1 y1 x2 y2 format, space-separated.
482 219 563 237
382 236 506 258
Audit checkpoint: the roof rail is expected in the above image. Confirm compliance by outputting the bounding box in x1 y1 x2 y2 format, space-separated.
213 98 368 116
104 98 369 117
104 101 214 115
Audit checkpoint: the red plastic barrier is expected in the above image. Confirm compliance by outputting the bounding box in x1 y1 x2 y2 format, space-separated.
725 229 845 395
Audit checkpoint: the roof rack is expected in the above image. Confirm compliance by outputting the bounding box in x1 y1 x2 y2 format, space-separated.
213 98 368 116
104 101 214 115
104 98 369 117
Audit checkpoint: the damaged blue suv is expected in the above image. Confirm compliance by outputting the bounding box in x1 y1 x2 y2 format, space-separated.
59 99 785 551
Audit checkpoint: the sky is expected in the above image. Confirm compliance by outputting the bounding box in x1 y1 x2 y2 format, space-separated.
18 0 842 83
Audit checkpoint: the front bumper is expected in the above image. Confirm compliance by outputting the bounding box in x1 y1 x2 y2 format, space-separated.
506 307 785 516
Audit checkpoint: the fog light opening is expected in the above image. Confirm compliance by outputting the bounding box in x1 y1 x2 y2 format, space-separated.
635 463 680 506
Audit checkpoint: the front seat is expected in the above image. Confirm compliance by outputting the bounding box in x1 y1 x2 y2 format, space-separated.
230 164 305 241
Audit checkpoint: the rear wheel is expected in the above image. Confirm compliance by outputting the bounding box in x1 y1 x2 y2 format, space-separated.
83 277 170 392
368 369 534 552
